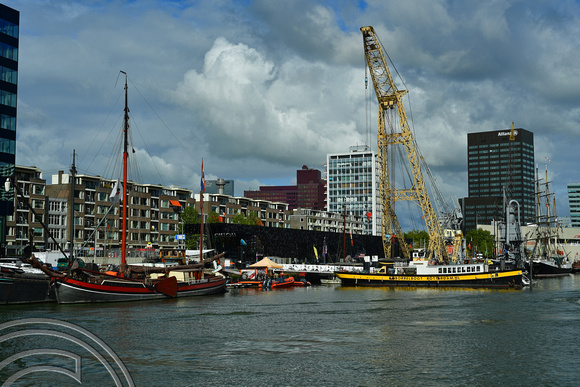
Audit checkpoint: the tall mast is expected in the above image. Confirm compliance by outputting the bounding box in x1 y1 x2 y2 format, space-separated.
343 198 346 261
121 71 129 266
199 159 204 262
69 149 76 265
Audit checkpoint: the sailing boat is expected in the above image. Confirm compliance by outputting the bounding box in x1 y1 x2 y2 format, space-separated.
525 166 571 278
35 72 226 303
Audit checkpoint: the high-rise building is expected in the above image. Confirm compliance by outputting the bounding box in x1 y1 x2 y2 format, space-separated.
326 145 380 236
0 4 18 255
461 128 535 232
244 185 297 207
244 166 325 211
204 179 234 196
567 183 580 228
296 166 325 210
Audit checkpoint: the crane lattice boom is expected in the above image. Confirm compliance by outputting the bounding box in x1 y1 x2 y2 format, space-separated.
361 26 448 261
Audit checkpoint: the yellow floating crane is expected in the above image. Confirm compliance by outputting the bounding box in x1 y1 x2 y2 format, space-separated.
361 26 448 262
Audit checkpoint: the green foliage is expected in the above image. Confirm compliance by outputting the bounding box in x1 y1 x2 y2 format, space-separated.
181 206 200 224
206 211 222 224
185 235 197 250
177 206 220 249
465 228 495 257
231 213 246 224
231 211 263 226
404 229 430 249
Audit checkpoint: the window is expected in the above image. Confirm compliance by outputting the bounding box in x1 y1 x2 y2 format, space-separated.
0 114 15 131
0 42 17 61
0 19 19 38
0 138 14 154
0 90 16 107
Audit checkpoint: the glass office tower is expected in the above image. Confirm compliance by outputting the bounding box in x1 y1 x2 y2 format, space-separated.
461 128 535 232
0 4 18 254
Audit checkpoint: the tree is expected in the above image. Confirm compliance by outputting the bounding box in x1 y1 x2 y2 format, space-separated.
181 206 200 225
464 228 495 257
404 229 430 250
207 211 222 224
231 211 263 226
231 213 247 225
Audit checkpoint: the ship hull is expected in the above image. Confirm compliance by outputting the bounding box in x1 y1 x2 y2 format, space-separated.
336 270 523 289
0 275 55 304
54 276 226 304
528 260 572 278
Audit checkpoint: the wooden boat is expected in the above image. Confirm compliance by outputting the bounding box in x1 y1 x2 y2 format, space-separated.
52 267 225 304
336 258 523 289
40 73 226 303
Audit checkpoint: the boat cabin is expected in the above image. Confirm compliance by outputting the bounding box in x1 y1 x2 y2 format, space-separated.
380 259 488 276
160 249 186 265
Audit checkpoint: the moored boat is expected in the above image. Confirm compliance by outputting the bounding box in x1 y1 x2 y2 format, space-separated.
336 258 523 288
39 72 226 304
528 258 572 278
270 276 295 288
53 268 226 304
525 166 571 279
0 258 55 304
290 277 311 287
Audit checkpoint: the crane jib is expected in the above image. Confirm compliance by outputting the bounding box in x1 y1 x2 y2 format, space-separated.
361 25 449 262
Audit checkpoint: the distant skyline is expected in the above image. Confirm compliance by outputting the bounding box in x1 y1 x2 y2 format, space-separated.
7 0 580 222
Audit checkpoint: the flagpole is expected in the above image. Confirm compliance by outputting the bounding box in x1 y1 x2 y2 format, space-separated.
199 159 204 263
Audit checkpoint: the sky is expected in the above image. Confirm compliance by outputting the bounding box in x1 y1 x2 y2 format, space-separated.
7 0 580 221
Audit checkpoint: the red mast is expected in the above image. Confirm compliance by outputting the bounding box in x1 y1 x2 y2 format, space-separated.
121 71 129 267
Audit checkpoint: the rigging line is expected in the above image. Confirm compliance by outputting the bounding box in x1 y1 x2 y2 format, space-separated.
127 77 202 169
364 54 371 148
404 87 450 217
78 111 124 178
101 121 124 181
126 113 140 183
128 117 149 191
128 111 165 187
79 89 125 173
373 31 409 95
400 78 454 218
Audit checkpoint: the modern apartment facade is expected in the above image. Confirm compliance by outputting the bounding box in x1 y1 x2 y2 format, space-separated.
326 145 380 236
44 171 195 256
0 4 18 254
289 208 364 234
5 166 47 255
461 128 535 231
195 192 289 228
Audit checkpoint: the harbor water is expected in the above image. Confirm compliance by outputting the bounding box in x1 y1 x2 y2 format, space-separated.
2 276 580 386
